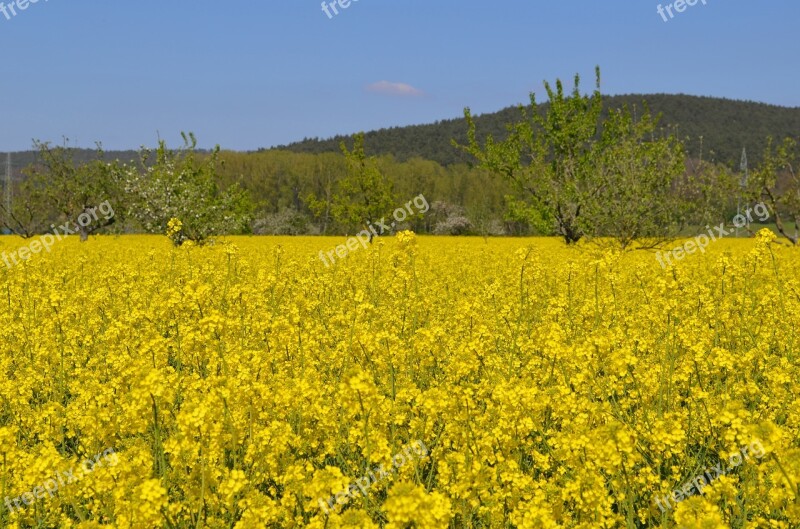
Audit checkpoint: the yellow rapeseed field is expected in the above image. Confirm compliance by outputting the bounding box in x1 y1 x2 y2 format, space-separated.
0 232 799 529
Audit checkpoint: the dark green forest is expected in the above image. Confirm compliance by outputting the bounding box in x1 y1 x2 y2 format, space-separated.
276 94 800 167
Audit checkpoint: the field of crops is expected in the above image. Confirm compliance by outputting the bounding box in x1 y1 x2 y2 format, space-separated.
0 233 799 529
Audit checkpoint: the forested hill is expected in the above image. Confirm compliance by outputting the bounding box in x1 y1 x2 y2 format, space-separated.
3 149 140 169
272 94 800 166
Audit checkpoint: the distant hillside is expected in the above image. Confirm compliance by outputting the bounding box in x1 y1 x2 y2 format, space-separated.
2 149 140 180
0 149 203 182
273 94 800 166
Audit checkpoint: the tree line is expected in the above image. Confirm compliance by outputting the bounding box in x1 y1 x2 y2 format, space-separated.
2 70 799 246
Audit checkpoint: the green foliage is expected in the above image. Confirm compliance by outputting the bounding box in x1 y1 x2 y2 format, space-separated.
17 141 119 240
121 133 253 245
502 196 553 236
306 132 395 239
679 147 740 229
587 105 687 247
0 177 53 238
459 69 692 246
458 69 606 243
749 137 800 244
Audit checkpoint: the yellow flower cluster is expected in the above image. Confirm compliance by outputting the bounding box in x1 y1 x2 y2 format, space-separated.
395 230 416 244
0 234 798 528
166 218 183 238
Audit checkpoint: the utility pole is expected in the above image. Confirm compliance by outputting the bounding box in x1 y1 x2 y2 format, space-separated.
737 148 748 237
3 152 11 233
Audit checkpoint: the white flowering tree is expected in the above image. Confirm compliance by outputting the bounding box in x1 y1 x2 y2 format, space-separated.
120 133 253 245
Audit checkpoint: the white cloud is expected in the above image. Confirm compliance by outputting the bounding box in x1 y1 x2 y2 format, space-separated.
365 81 424 97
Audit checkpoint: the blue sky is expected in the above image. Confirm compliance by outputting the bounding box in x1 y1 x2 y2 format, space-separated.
0 0 797 151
